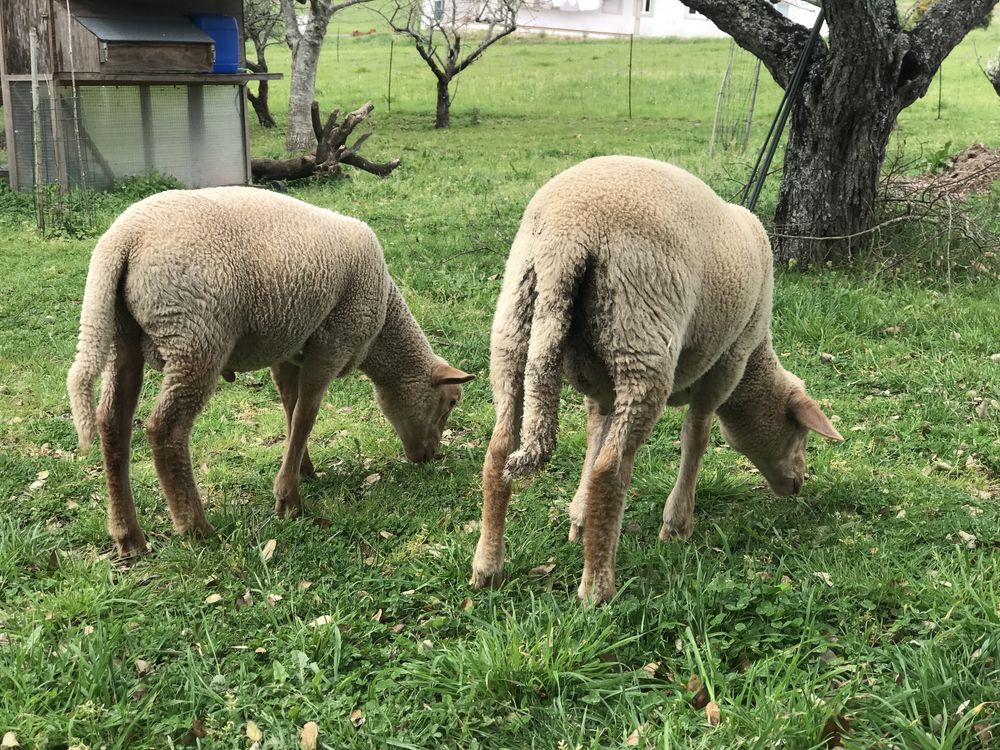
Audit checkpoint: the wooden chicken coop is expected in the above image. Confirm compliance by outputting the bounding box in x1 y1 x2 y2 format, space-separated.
0 0 280 191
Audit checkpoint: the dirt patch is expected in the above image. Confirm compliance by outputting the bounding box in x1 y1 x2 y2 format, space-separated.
894 143 1000 201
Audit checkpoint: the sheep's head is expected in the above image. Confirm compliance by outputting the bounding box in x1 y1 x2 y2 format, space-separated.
374 360 475 463
718 369 842 497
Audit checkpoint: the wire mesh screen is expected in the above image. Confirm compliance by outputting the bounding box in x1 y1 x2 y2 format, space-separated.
9 82 247 191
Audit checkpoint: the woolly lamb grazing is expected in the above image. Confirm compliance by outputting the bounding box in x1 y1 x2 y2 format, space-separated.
67 187 473 557
471 156 843 605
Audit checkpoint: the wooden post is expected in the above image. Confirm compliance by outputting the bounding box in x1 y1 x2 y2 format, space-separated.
30 29 46 231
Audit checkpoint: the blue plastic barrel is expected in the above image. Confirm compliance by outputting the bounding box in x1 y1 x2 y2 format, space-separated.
190 14 239 74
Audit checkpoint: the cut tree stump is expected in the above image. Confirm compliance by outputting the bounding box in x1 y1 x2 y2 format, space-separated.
251 100 400 182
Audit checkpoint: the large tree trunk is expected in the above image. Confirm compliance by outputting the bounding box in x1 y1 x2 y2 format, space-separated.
287 31 327 149
435 77 451 129
679 0 998 266
773 44 900 266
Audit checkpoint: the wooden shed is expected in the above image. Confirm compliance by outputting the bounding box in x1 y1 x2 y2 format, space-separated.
0 0 280 191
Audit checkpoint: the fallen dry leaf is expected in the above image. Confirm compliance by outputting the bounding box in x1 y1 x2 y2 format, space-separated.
309 615 334 628
528 562 556 577
372 609 383 623
299 721 319 750
626 724 646 746
177 718 208 746
205 593 223 605
706 700 721 726
235 590 254 609
135 659 152 675
82 625 94 636
365 473 381 485
267 594 283 607
814 572 834 587
379 530 394 539
688 675 711 710
820 713 851 748
1 731 19 749
392 623 406 634
460 597 474 610
350 708 365 728
820 352 835 364
246 720 263 742
956 530 978 549
642 662 659 677
299 580 313 589
261 538 277 562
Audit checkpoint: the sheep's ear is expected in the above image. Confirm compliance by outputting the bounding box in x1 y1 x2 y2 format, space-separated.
790 392 844 442
432 362 475 386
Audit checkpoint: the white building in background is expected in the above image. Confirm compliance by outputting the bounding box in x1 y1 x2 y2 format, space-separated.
428 0 822 38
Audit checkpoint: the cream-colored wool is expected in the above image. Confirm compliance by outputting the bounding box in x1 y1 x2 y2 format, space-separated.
472 156 842 604
67 186 472 556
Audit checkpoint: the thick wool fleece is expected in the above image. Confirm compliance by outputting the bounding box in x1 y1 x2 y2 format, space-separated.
497 155 773 474
67 186 418 450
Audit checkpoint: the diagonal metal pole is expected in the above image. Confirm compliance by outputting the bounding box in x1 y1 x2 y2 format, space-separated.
743 8 825 211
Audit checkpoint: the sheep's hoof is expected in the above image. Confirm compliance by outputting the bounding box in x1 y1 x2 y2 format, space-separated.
179 519 215 538
300 452 316 478
274 499 302 518
114 530 149 558
658 517 693 541
568 522 585 543
577 574 616 607
470 566 505 590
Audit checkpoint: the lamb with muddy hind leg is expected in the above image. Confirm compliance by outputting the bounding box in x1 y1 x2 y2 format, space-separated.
471 156 843 605
67 187 473 556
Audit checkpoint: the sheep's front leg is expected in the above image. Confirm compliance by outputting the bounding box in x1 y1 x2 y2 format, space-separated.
659 408 712 540
568 398 611 543
271 362 316 477
273 369 334 517
97 331 147 557
146 366 217 539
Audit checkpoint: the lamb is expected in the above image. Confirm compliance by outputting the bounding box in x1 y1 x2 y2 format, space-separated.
471 156 843 605
67 186 473 557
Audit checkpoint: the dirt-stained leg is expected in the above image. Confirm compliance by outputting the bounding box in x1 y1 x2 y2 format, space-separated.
471 396 522 589
96 329 147 557
660 407 713 540
579 387 666 605
568 398 612 543
273 367 334 517
271 361 316 477
145 364 218 538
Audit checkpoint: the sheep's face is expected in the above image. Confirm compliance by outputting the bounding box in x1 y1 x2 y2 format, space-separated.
374 361 475 463
719 373 842 497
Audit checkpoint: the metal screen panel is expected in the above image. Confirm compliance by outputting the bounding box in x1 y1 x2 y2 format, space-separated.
10 82 248 191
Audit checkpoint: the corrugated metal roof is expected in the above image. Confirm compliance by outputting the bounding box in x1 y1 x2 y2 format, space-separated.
76 16 214 44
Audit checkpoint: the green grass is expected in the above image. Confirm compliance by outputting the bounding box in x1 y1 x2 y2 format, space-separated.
2 20 1000 750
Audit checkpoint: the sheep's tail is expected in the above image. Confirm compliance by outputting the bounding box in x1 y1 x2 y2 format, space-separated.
502 242 587 479
67 233 131 453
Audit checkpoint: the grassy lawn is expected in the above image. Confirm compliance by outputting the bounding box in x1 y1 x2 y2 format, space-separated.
1 16 1000 750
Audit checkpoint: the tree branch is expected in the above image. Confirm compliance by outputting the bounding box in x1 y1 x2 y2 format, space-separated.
280 0 302 46
900 0 999 107
678 0 818 88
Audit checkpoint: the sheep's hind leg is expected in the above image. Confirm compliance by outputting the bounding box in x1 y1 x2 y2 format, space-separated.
659 408 712 540
580 385 666 605
97 328 147 557
471 412 519 589
271 362 316 477
568 398 611 543
146 365 218 539
273 368 334 518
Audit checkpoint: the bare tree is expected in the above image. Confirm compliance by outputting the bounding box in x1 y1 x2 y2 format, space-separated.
280 0 373 150
385 0 522 128
681 0 998 266
245 0 283 127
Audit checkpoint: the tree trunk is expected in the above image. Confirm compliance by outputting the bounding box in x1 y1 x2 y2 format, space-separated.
773 64 899 266
287 26 328 150
248 79 277 128
435 77 451 129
